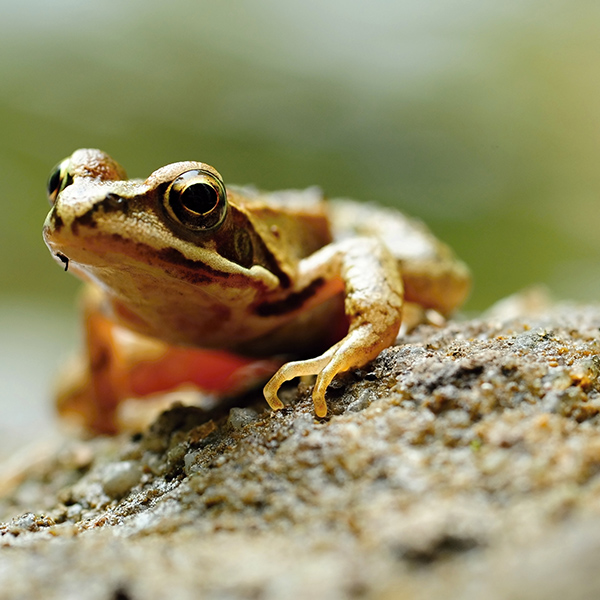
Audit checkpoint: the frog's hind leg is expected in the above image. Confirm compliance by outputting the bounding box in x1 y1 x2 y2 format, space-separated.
328 199 470 316
56 286 131 434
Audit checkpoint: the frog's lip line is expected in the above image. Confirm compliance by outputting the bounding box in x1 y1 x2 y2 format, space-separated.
45 225 281 292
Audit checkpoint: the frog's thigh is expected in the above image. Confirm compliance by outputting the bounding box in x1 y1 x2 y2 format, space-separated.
402 258 470 317
264 237 403 417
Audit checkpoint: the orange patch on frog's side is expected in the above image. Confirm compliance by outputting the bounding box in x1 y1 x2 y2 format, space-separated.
57 307 281 435
128 346 280 398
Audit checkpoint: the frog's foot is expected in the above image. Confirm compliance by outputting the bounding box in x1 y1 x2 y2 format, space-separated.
263 326 390 418
263 350 335 417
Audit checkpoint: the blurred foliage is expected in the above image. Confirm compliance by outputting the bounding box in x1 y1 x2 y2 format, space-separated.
2 0 600 310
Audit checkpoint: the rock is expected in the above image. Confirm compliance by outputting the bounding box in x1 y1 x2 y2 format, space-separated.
101 461 142 500
2 304 600 599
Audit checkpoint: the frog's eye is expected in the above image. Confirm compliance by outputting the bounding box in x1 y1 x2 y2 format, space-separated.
164 169 227 231
47 158 74 206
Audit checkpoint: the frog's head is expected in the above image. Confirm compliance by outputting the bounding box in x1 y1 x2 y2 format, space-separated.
41 149 248 282
42 149 279 338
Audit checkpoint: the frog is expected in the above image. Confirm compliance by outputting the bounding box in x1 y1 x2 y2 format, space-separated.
43 149 470 433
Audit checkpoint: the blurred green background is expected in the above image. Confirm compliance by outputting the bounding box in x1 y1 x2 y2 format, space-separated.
2 0 600 450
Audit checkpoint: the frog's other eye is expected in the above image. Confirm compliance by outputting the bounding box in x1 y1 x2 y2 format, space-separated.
164 169 228 231
47 158 74 206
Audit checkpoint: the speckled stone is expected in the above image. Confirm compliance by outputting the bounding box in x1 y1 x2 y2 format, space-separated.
2 304 600 599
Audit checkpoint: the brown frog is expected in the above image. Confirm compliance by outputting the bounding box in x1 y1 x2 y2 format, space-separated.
44 149 470 432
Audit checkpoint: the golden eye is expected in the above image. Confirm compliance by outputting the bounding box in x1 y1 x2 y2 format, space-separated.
46 158 74 206
164 169 228 231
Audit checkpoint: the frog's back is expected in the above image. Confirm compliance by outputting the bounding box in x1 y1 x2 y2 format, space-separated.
236 186 469 316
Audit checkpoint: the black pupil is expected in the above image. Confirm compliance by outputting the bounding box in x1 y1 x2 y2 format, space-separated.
47 167 62 198
180 182 218 215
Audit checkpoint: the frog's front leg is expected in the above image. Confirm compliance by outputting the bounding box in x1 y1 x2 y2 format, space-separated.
263 237 403 417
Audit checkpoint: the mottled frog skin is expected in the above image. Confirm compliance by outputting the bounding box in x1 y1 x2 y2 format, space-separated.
43 149 470 432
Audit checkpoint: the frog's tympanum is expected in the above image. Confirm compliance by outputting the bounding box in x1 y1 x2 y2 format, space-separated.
44 149 470 433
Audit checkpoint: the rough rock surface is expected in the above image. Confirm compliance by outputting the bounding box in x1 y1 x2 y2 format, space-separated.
3 303 600 599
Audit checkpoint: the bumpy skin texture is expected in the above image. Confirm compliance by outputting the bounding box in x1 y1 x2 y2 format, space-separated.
44 149 470 432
